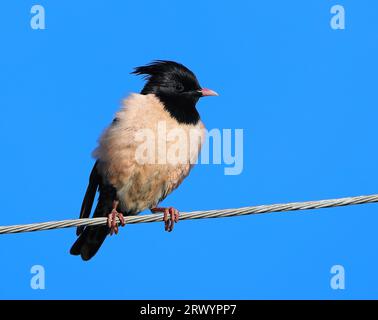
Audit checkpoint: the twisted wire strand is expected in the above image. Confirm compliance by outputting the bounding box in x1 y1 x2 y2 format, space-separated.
0 194 377 234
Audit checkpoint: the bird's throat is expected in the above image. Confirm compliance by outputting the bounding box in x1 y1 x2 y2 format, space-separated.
148 93 200 125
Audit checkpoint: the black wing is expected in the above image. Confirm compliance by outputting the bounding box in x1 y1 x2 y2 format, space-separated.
76 161 100 235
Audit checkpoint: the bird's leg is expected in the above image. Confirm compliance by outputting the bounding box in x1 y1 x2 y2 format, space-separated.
108 200 126 236
151 207 179 232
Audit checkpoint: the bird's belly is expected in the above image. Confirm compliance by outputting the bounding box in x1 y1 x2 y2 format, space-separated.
116 163 191 214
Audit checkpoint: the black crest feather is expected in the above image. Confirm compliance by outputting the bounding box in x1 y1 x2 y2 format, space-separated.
131 60 195 80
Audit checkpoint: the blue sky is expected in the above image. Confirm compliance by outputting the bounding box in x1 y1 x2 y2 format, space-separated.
0 0 378 299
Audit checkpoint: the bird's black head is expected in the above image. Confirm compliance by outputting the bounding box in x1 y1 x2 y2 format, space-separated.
132 60 218 125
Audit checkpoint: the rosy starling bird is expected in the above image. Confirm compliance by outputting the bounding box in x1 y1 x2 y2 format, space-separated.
70 60 218 260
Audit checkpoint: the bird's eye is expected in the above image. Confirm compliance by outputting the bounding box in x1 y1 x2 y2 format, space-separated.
175 83 184 92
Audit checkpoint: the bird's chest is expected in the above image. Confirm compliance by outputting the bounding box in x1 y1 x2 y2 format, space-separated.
113 123 205 214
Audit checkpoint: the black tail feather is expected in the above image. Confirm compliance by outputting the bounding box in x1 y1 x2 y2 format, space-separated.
70 225 109 261
71 171 118 261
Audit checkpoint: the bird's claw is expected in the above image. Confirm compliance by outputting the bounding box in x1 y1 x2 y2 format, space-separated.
107 209 126 236
165 207 179 232
152 207 179 232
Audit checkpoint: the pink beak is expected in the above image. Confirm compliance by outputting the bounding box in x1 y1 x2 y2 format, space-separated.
199 88 219 97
